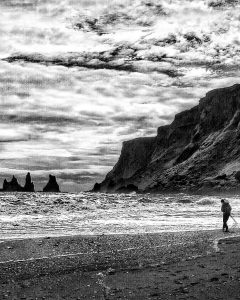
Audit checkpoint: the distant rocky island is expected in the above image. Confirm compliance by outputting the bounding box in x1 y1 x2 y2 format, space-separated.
43 175 60 193
0 173 60 192
93 84 240 194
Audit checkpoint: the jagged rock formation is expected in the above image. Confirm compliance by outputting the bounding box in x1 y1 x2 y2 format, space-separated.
96 84 240 193
43 175 60 192
23 172 35 192
2 173 35 192
3 176 23 192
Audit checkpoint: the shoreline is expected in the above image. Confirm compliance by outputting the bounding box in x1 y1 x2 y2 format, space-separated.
0 227 231 240
0 232 236 269
0 190 240 196
0 230 239 299
0 230 237 265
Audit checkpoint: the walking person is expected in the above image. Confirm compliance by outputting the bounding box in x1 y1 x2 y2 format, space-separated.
221 199 231 232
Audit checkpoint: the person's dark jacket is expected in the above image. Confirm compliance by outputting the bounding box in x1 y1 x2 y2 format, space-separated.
221 202 232 214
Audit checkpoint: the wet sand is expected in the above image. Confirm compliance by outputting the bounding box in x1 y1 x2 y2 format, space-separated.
0 230 239 299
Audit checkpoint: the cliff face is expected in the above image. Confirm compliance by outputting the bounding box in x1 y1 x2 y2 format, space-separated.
96 84 240 193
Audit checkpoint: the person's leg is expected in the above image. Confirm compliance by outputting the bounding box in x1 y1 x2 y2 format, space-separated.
223 214 227 231
223 215 226 231
223 213 230 232
225 222 228 232
225 213 230 232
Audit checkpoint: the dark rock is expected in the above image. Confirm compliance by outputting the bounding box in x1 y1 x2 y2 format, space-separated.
235 171 240 182
23 172 35 192
2 176 23 192
108 180 116 191
202 179 217 188
92 182 101 192
95 137 155 192
43 175 60 192
116 184 138 193
2 173 35 192
170 174 187 182
215 174 227 180
97 84 240 193
175 143 199 165
3 179 8 191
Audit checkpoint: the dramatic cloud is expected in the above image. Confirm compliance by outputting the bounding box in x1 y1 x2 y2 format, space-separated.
0 0 239 191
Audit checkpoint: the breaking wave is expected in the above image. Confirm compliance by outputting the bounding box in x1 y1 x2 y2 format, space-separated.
196 197 218 205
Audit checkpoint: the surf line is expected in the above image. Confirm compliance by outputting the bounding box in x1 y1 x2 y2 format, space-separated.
212 233 240 252
0 241 197 265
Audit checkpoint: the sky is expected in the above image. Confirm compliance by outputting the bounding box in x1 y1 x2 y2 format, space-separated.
0 0 240 192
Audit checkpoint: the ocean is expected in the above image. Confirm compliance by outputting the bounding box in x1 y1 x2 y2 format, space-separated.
0 192 239 239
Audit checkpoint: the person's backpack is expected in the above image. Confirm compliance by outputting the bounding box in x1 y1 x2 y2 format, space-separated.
225 204 232 214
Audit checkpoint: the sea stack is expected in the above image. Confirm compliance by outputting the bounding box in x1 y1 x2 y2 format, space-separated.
43 175 60 192
23 172 35 192
2 176 23 192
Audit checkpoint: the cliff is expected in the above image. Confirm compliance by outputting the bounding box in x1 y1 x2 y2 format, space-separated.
95 84 240 193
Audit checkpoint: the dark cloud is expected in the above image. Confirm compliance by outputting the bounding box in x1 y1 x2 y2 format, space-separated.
86 147 119 157
208 0 238 8
0 138 30 143
73 1 166 35
111 115 148 123
0 112 112 129
3 51 181 77
57 171 103 181
16 92 30 98
68 156 84 162
0 113 78 125
0 0 37 8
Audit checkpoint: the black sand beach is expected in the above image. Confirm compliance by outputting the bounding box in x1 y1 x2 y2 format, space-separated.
0 230 240 299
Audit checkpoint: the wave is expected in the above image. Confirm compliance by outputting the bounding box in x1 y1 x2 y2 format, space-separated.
196 197 217 205
138 197 154 203
177 199 192 204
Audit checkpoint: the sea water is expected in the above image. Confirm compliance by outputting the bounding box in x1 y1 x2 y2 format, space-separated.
0 192 239 239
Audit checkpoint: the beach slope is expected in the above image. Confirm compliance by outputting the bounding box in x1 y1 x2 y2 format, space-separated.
0 231 240 299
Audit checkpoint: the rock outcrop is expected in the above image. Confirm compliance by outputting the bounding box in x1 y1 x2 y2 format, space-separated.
92 182 101 192
96 84 240 193
23 172 35 192
43 175 60 192
2 173 35 192
3 176 23 192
